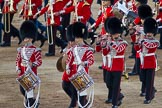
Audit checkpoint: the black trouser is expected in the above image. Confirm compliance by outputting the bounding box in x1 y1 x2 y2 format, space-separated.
62 81 77 107
135 58 145 93
47 25 67 55
131 43 136 56
3 13 15 44
61 13 71 41
20 85 26 97
19 85 35 106
103 69 107 83
62 81 87 107
106 71 122 106
103 69 112 99
141 69 155 100
132 57 140 74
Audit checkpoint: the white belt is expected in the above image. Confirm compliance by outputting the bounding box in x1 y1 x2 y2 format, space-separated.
144 53 155 57
77 16 83 19
107 55 124 68
140 53 155 67
113 55 124 58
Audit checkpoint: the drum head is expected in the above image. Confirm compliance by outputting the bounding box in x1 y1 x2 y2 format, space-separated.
56 56 66 72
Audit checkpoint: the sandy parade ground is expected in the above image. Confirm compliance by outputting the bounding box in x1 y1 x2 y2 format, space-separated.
1 1 162 108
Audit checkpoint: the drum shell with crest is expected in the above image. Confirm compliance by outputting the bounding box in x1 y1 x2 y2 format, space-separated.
16 68 41 92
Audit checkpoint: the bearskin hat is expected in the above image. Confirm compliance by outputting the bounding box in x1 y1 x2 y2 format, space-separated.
19 20 37 40
66 24 75 41
72 22 88 40
144 17 158 35
135 0 147 4
104 17 123 35
138 4 153 20
104 18 110 33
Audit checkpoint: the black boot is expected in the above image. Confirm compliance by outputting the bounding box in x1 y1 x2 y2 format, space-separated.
105 98 112 104
45 44 55 56
0 42 11 47
1 33 11 47
128 71 138 76
112 105 118 108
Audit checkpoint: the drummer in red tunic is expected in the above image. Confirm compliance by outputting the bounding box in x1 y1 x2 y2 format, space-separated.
62 22 94 108
16 20 42 107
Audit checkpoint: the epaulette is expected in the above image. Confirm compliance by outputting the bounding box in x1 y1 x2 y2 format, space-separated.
149 39 160 43
87 47 95 53
123 40 128 45
35 48 42 52
119 39 128 45
17 47 21 52
83 2 90 7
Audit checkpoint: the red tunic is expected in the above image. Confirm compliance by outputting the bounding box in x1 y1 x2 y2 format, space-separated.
93 6 114 35
62 44 94 81
39 0 64 26
102 38 128 72
16 44 42 77
21 0 42 19
156 0 162 23
63 1 91 24
3 0 20 13
134 38 160 69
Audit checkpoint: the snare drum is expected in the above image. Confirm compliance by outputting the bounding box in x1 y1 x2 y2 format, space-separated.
16 69 40 92
69 68 94 92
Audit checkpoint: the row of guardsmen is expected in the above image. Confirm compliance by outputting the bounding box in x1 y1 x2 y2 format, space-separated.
0 0 95 56
2 0 162 54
